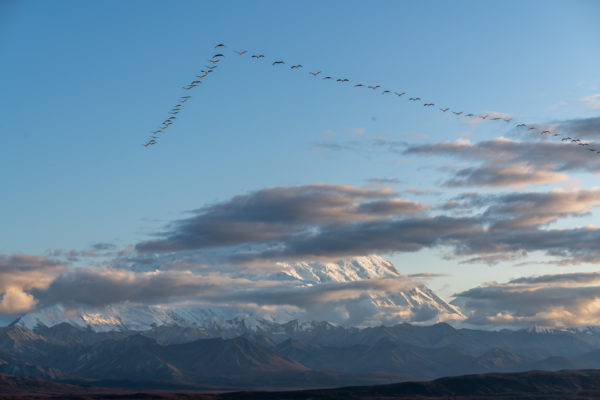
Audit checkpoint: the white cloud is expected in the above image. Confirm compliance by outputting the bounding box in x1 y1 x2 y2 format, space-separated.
582 94 600 110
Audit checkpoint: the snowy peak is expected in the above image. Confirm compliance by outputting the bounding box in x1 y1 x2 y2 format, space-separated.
272 255 399 283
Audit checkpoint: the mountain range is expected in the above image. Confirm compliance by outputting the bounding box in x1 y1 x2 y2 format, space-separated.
5 255 600 390
4 320 600 389
14 255 465 332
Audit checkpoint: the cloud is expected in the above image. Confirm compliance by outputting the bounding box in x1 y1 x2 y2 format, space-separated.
405 137 600 188
448 188 600 230
0 287 37 314
365 177 401 184
581 94 600 110
130 184 600 266
0 254 65 314
35 267 245 308
405 187 441 196
28 262 431 328
136 184 425 254
91 242 117 251
0 254 65 293
445 162 567 188
556 116 600 139
454 271 600 327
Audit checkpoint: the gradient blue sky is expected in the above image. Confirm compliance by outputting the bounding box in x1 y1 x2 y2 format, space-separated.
2 0 600 304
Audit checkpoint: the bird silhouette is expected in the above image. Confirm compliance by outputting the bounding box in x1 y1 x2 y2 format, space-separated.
309 71 321 76
272 60 284 65
291 65 303 69
214 43 225 48
395 92 406 96
251 54 265 59
235 50 247 55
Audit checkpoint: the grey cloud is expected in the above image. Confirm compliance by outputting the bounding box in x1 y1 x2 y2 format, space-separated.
557 116 600 139
35 268 240 308
509 271 600 285
450 189 600 230
454 272 600 327
133 184 600 266
365 177 401 184
231 216 482 263
91 242 117 251
136 184 424 254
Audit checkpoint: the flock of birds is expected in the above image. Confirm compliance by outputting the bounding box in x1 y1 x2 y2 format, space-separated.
144 44 598 156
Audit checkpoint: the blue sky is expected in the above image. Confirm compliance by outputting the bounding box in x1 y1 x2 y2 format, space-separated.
2 0 600 324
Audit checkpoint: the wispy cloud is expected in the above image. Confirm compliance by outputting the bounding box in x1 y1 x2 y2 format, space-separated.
405 137 600 188
581 94 600 110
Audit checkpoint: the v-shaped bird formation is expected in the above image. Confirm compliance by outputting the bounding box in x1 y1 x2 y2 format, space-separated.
144 43 598 156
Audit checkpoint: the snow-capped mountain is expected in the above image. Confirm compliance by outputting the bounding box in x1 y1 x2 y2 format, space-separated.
14 255 464 331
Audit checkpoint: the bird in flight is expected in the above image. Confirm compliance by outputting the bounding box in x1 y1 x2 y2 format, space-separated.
368 85 381 90
272 60 284 65
215 43 225 48
382 90 391 94
251 54 265 59
409 97 421 101
213 54 225 58
235 50 247 55
424 103 434 107
354 84 364 87
440 107 449 112
453 111 463 115
309 71 321 76
291 65 303 69
323 76 333 80
395 92 406 96
465 113 474 117
516 124 527 127
337 78 349 83
480 114 489 120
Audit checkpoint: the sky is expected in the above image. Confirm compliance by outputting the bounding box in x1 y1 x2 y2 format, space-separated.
1 0 600 327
